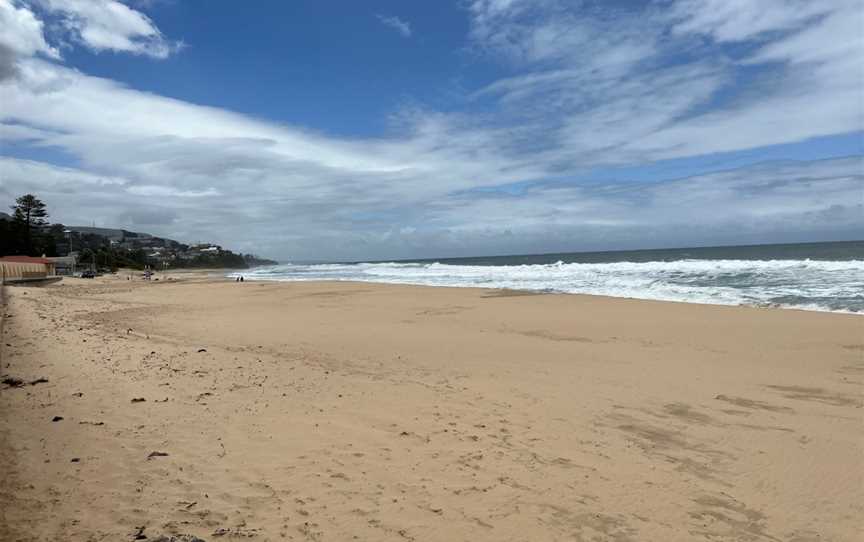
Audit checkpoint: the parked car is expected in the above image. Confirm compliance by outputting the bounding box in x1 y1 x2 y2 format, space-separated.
80 270 96 278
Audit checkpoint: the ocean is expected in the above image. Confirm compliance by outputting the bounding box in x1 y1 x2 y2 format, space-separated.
235 241 864 313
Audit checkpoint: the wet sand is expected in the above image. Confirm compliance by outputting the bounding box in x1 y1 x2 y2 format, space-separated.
1 274 862 541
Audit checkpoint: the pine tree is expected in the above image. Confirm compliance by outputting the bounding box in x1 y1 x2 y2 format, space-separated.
11 194 49 255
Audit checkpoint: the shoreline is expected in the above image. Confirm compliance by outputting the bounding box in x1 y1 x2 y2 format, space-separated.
1 277 861 541
223 247 863 316
216 275 864 316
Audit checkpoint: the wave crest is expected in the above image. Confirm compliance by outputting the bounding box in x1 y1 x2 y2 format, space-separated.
236 259 864 313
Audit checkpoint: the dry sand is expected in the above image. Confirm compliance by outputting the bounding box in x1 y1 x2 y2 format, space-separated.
1 274 862 541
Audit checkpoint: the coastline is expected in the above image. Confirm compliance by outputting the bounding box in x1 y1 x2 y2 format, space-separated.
225 276 864 315
1 276 861 541
230 248 864 315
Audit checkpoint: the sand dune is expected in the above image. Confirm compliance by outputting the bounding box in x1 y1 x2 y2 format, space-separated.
1 275 862 541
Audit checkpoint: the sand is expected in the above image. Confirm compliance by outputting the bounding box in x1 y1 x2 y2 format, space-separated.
1 274 862 541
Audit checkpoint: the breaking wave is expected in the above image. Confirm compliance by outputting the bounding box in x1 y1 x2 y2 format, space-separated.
235 258 864 313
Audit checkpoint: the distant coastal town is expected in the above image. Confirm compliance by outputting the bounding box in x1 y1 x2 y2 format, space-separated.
0 194 277 275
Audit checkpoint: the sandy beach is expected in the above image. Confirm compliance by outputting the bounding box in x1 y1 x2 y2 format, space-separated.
1 274 861 541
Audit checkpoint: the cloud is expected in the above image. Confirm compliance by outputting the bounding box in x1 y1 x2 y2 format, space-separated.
1 58 547 207
0 0 58 80
456 0 864 173
670 0 831 42
403 157 864 257
126 185 219 198
0 0 178 79
0 120 59 141
437 156 864 225
0 43 20 81
0 0 58 58
2 152 861 260
35 0 182 58
376 14 412 38
124 205 177 226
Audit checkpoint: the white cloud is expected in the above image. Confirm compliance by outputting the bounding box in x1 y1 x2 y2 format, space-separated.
35 0 181 58
670 0 832 42
0 0 178 79
127 185 219 198
463 0 864 164
0 0 58 58
376 14 412 38
1 58 554 209
416 157 864 255
2 155 860 260
0 0 58 80
0 156 127 188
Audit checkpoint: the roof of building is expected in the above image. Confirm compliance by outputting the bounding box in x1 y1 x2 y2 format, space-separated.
0 256 55 264
46 255 77 264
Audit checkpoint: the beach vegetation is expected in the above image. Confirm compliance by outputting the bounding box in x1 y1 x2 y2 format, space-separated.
1 193 277 269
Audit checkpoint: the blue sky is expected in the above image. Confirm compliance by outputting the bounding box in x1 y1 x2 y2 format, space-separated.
64 1 480 136
0 0 862 260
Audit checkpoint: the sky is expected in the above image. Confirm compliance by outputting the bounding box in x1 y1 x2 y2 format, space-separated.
0 0 862 262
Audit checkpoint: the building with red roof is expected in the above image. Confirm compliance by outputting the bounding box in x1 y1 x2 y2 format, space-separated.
0 256 57 283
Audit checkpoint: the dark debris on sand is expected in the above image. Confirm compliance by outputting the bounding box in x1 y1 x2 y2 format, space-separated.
134 527 206 541
1 376 25 388
2 376 50 388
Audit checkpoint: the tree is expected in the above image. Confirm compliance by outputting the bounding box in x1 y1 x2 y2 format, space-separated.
0 217 27 255
11 194 49 255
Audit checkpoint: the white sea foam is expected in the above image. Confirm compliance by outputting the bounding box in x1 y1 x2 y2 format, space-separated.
234 259 864 313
